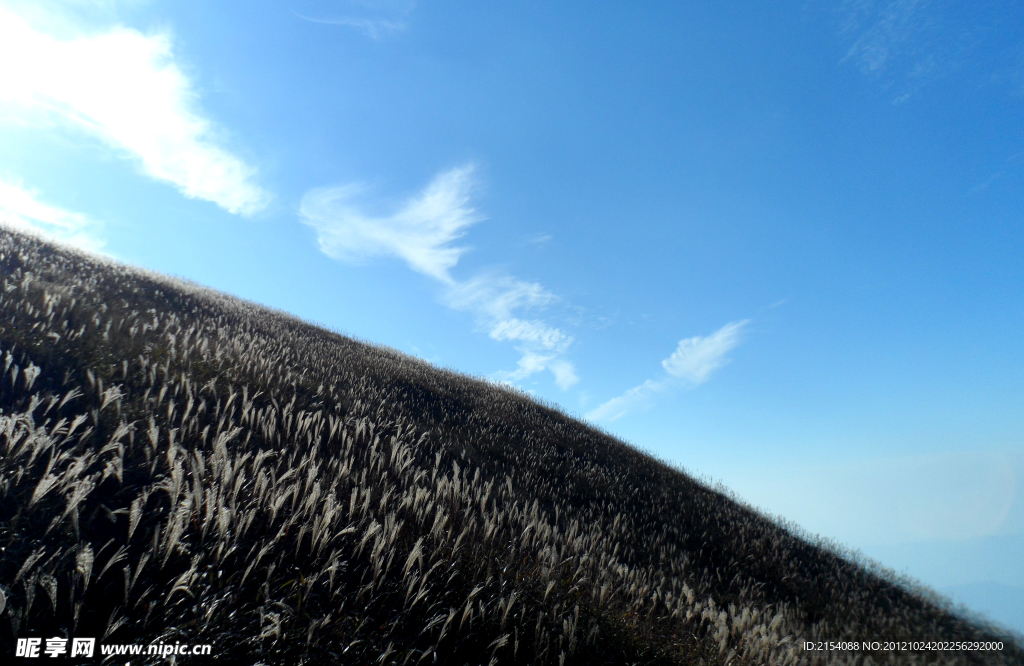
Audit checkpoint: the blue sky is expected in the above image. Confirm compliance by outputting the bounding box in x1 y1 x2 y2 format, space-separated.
1 0 1022 632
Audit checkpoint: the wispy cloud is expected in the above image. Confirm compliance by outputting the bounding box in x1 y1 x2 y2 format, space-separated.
662 320 748 384
294 0 414 39
840 0 930 76
300 165 578 388
585 379 666 423
301 166 481 284
831 0 1022 103
0 7 269 216
442 272 577 388
443 271 556 320
0 177 105 253
588 320 749 422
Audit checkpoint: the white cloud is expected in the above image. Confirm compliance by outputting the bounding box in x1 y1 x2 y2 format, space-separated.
300 166 481 283
662 319 748 384
490 318 570 351
0 7 269 216
587 320 749 422
487 318 577 389
300 165 578 388
495 353 578 391
443 271 556 319
0 177 105 253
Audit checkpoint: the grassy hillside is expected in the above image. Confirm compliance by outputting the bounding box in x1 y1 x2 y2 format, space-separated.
0 229 1019 665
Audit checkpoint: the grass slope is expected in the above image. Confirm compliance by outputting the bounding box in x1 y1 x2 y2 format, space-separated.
0 229 1019 665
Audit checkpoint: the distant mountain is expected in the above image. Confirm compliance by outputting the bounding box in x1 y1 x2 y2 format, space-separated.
1 228 1020 665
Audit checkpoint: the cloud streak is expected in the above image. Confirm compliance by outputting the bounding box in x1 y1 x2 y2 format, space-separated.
294 0 414 39
0 7 269 215
0 178 105 253
585 378 666 423
300 165 578 388
295 14 406 39
587 320 749 422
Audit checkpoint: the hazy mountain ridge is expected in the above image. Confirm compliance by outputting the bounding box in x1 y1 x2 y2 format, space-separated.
0 229 1019 665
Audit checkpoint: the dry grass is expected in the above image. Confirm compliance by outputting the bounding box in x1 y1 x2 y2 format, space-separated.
0 228 1019 665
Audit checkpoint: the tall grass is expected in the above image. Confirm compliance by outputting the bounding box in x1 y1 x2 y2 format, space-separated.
0 229 1019 665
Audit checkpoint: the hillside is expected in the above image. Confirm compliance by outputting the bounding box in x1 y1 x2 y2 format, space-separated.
0 228 1019 665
